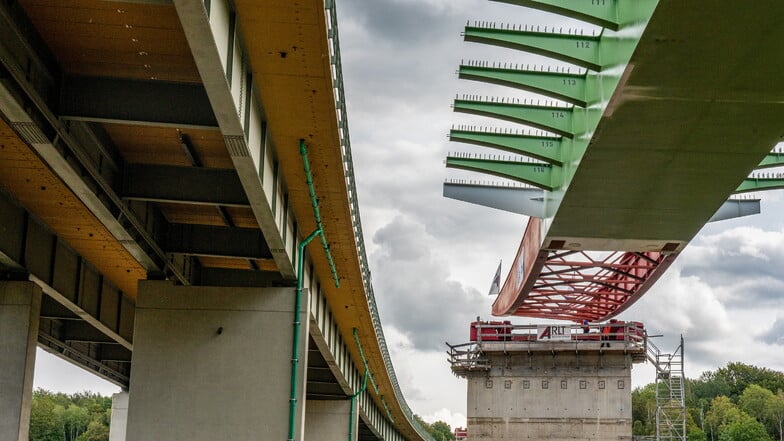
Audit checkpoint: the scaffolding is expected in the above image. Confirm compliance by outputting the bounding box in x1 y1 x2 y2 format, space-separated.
646 335 686 441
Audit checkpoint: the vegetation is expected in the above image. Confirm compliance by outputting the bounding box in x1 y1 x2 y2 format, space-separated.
28 390 112 441
633 362 784 441
414 415 456 441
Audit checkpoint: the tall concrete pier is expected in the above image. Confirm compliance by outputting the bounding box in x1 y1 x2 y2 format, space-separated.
449 321 646 441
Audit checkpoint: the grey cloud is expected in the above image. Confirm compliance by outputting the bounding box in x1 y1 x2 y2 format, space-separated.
338 0 461 45
371 216 489 350
679 228 784 307
762 317 784 345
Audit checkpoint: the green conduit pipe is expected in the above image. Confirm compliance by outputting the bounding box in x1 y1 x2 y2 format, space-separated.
288 140 341 441
352 328 379 394
288 228 321 441
300 139 340 288
348 367 368 441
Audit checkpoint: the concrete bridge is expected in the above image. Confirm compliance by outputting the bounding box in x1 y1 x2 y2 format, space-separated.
0 1 430 440
444 0 784 322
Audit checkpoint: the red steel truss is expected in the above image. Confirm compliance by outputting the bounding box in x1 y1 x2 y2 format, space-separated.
492 218 678 322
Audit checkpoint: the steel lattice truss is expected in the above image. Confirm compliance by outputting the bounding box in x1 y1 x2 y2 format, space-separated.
515 250 676 322
493 218 678 321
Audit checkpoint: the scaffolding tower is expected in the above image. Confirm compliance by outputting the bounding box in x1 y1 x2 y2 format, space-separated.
646 335 686 441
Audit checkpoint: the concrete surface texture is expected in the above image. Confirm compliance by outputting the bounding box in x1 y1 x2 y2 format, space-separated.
109 391 128 441
304 399 353 441
125 281 308 441
0 281 42 441
466 351 634 441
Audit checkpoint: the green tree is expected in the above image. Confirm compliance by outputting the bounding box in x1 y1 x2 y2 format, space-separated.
413 415 455 441
76 420 109 441
28 390 112 441
739 384 774 422
687 409 708 441
719 414 771 441
705 396 743 441
713 363 784 401
766 390 784 441
632 384 656 436
63 404 90 441
29 391 64 441
430 421 455 441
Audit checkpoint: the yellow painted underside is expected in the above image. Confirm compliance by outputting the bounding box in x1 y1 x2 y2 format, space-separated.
0 119 146 297
234 1 423 439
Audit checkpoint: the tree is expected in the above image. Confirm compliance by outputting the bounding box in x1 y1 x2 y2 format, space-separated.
29 391 64 441
76 420 109 441
739 384 774 423
705 396 743 441
719 414 771 441
632 384 656 436
413 415 455 441
430 421 455 441
713 363 784 401
62 404 90 441
766 390 784 441
687 409 708 441
28 390 112 441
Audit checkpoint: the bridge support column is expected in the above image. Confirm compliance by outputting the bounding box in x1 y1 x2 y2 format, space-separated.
304 400 353 441
125 281 309 441
452 325 647 441
0 281 42 441
465 350 637 441
109 391 128 441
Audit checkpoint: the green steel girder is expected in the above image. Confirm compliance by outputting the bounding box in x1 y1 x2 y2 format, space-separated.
449 129 566 166
459 65 591 107
756 152 784 169
735 177 784 194
464 26 603 71
490 0 659 31
453 99 578 138
445 156 563 191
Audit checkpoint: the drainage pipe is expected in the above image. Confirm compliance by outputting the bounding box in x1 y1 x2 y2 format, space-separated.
288 140 342 441
348 367 369 441
300 139 340 288
288 228 321 441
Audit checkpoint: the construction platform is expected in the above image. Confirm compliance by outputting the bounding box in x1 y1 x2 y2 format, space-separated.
448 321 648 441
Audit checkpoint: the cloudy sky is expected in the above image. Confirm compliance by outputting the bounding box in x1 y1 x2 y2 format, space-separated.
35 0 784 431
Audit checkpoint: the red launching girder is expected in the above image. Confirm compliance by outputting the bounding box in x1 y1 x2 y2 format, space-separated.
492 218 678 322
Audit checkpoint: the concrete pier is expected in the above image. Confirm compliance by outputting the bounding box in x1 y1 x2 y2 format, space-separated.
450 322 646 441
125 281 309 441
305 400 353 441
0 281 42 441
109 391 128 441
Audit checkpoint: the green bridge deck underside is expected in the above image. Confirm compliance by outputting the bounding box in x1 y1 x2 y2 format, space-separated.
546 0 784 247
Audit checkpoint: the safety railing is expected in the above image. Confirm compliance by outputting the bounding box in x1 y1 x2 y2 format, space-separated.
448 321 647 372
323 2 434 440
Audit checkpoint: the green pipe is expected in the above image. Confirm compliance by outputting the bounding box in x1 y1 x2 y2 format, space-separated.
352 328 379 394
348 367 369 441
300 139 340 288
288 228 321 441
288 140 342 441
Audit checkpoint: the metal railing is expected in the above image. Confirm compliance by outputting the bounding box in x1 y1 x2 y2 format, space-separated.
323 2 434 440
447 322 647 372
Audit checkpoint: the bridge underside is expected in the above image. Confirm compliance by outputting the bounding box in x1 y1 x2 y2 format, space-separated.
446 0 784 320
0 0 427 440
